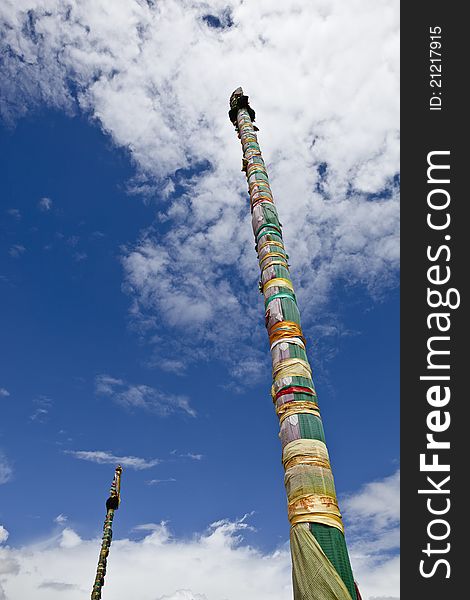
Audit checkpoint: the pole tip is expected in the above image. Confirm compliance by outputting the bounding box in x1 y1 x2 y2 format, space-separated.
230 87 244 107
228 88 255 125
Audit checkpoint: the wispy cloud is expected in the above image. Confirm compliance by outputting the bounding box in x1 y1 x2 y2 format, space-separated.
8 244 25 258
0 451 13 484
132 522 170 532
38 197 53 211
65 450 160 470
156 359 188 374
66 235 80 247
6 208 21 220
95 374 195 417
30 396 53 423
183 453 203 461
0 387 10 397
146 478 177 486
29 408 49 422
38 581 80 591
171 450 203 461
54 514 68 525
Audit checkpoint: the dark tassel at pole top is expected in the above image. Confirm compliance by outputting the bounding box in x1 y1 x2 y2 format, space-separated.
229 87 256 128
106 464 122 510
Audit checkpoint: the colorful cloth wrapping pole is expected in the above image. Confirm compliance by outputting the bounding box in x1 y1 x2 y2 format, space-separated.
230 88 357 600
91 466 122 600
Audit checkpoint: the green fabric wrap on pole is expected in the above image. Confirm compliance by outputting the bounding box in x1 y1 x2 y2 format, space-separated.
274 375 316 394
310 524 357 600
299 414 326 443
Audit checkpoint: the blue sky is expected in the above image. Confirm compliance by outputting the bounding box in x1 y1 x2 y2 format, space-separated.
0 2 399 599
0 110 399 541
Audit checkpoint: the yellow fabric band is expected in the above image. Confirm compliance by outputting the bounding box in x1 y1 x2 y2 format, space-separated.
273 358 312 382
273 357 311 374
282 439 331 471
259 251 288 266
263 277 295 293
249 180 270 191
261 261 289 274
285 455 331 471
290 505 344 532
260 258 289 272
277 401 320 424
251 193 273 201
285 458 342 530
257 239 285 252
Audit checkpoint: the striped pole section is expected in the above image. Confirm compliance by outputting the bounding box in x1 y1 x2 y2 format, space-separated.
229 88 358 600
91 465 122 600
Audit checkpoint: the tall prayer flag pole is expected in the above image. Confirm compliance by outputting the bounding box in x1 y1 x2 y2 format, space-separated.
229 88 359 600
91 465 123 600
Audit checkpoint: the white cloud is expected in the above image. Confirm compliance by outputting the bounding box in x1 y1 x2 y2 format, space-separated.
0 525 9 544
0 469 399 600
342 470 400 600
95 374 196 417
0 517 291 600
343 470 400 535
65 450 160 470
54 514 68 525
0 0 399 375
0 452 13 484
60 528 82 549
146 479 177 486
38 196 53 211
0 388 10 397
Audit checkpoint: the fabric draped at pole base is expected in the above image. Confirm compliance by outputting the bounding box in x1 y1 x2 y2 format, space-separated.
291 524 353 600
